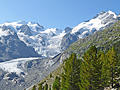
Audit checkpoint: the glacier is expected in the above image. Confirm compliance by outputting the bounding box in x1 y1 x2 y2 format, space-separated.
0 57 40 75
0 11 118 58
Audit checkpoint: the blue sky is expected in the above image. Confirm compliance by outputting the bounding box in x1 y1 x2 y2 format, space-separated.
0 0 119 29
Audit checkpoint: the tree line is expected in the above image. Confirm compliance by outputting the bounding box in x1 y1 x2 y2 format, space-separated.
32 45 120 90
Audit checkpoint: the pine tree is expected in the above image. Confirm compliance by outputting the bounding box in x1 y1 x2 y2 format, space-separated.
44 83 48 90
61 56 73 90
71 56 81 90
49 85 51 90
38 83 43 90
61 53 81 90
32 85 36 90
106 47 119 88
52 76 60 90
80 46 104 90
59 45 120 90
99 51 111 88
92 50 103 90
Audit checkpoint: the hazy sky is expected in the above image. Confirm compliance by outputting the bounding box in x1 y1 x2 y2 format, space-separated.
0 0 119 29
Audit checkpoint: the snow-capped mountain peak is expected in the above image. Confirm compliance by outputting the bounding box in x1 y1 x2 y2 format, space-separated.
40 28 62 36
1 21 38 26
0 21 44 33
107 10 117 18
70 11 117 36
0 28 15 37
0 11 118 58
41 28 57 34
60 11 118 50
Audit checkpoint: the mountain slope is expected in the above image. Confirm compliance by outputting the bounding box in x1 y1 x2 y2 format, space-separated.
0 26 39 62
0 54 62 90
28 20 120 90
0 11 119 90
61 11 118 50
0 11 118 59
62 21 120 61
0 21 65 58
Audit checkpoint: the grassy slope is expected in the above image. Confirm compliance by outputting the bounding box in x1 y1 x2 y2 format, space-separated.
65 21 120 57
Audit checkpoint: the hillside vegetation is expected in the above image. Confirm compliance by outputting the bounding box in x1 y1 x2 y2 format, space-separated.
65 21 120 57
30 21 120 90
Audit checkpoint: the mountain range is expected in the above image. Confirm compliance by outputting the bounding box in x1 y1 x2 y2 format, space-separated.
0 11 119 61
0 10 119 90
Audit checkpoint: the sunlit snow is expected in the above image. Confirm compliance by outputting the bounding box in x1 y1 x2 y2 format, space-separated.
71 11 117 34
0 57 40 75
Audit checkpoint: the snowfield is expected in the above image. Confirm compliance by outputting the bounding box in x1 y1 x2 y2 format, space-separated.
71 11 117 36
0 57 40 75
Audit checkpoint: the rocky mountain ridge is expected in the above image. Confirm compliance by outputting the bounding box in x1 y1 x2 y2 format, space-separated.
0 11 119 59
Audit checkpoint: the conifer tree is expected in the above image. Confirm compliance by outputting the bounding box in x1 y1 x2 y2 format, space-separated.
99 51 111 88
32 85 36 90
59 45 120 90
49 85 51 90
52 76 60 90
106 47 119 88
44 83 48 90
38 83 43 90
80 46 104 90
61 53 81 90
